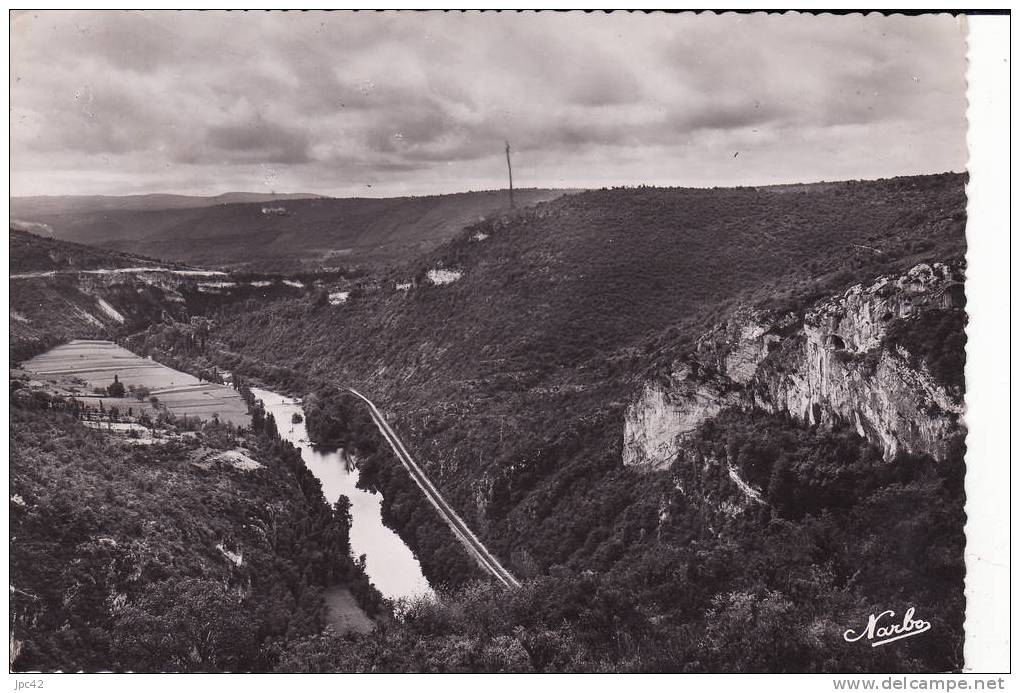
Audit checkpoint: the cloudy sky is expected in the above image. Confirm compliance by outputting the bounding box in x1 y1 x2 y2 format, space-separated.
11 11 968 198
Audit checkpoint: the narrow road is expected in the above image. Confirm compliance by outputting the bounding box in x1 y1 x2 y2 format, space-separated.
9 267 227 280
347 387 521 589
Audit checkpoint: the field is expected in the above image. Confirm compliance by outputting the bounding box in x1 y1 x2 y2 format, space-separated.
21 340 249 426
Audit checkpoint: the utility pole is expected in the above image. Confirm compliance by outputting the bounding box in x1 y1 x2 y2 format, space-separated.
505 141 515 209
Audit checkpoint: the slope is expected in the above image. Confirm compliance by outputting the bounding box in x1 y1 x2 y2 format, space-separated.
9 229 232 361
144 170 965 561
10 191 322 218
10 227 173 274
10 377 382 672
18 188 574 269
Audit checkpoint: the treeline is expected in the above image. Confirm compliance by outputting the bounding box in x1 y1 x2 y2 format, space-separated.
264 381 486 588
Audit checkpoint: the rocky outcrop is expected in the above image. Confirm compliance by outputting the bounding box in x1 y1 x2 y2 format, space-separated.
622 364 740 470
624 262 966 470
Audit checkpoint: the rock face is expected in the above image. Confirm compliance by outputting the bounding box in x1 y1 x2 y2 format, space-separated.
623 262 966 470
622 365 740 469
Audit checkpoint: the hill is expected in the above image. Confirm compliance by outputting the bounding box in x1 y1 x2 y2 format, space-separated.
9 229 241 361
16 189 574 269
8 229 331 363
195 173 966 399
10 191 322 218
10 227 175 274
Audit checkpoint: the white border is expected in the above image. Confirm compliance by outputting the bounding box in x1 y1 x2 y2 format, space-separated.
964 12 1011 676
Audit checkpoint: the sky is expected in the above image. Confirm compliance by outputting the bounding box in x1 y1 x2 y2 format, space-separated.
10 11 969 198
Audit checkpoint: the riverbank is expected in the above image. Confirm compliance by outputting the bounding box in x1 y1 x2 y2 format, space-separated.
253 387 431 602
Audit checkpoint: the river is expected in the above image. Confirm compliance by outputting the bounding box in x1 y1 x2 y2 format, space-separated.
251 387 432 602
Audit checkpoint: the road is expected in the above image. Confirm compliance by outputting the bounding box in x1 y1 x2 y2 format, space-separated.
9 267 227 280
347 387 521 589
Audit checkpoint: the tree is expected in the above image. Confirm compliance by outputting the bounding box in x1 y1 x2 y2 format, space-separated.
107 375 126 398
112 579 258 672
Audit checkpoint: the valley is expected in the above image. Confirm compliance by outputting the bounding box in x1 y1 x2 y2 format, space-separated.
9 172 969 673
10 365 386 671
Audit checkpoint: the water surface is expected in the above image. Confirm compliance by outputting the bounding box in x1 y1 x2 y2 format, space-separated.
251 387 431 601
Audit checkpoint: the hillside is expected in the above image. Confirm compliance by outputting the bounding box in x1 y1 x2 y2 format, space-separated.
10 230 184 359
9 230 247 361
10 228 180 274
194 173 966 398
10 191 322 218
124 172 968 671
16 188 574 269
9 379 382 672
8 229 325 362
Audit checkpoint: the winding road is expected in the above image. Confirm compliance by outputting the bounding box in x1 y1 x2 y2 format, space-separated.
347 387 521 589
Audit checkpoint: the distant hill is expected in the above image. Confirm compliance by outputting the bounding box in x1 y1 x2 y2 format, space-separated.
9 228 172 274
9 192 323 218
13 189 575 269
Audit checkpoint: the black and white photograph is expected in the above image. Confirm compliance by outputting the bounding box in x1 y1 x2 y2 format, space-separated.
6 8 1010 679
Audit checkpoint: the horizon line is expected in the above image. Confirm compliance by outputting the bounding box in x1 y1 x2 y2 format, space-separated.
9 169 967 202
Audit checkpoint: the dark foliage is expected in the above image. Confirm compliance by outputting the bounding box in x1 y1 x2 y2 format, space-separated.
9 389 384 672
272 411 965 672
884 307 968 392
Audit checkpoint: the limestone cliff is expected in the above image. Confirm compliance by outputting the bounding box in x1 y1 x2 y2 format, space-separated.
622 364 740 469
623 262 966 471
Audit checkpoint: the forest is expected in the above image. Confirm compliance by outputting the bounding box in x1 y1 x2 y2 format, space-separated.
270 409 965 672
9 380 384 672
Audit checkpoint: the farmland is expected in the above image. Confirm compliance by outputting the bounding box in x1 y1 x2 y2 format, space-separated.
21 339 249 426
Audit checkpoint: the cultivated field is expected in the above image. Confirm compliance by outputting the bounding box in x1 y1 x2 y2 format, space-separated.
22 339 250 426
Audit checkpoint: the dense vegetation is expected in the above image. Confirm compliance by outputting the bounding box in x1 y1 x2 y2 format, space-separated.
9 275 193 363
9 229 303 363
9 229 193 362
884 306 968 393
9 228 171 274
269 410 965 672
10 382 384 672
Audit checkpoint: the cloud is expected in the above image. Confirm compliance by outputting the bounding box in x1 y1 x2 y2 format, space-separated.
204 118 312 164
10 11 968 196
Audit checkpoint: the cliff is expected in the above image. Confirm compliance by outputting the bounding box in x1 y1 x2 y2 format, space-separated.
623 262 966 471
